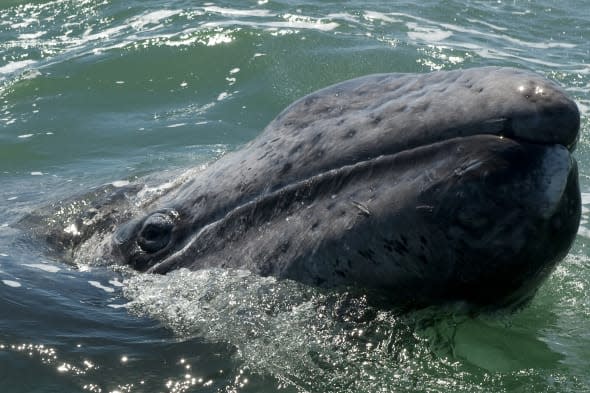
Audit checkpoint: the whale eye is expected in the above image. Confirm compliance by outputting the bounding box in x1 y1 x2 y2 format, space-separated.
137 212 175 253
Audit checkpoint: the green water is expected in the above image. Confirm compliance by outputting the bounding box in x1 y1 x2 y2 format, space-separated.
0 0 589 392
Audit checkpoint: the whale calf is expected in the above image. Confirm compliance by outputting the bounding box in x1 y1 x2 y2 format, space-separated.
21 67 581 309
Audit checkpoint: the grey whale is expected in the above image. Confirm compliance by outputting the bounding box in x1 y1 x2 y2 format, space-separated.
22 67 581 309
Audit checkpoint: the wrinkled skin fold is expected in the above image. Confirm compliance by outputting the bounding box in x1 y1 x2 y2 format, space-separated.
20 67 581 310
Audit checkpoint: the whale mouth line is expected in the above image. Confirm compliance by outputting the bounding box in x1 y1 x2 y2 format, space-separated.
432 115 577 153
306 129 575 188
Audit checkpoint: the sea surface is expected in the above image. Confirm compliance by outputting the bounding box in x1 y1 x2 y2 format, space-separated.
1 1 589 392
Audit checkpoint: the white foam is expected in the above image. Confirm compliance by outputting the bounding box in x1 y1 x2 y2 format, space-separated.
108 279 125 287
407 22 452 42
364 11 401 23
122 268 424 390
107 303 129 309
63 223 80 236
392 11 578 61
578 226 590 239
2 280 21 288
88 281 115 293
203 32 234 46
201 19 339 32
465 18 508 32
18 31 46 40
11 18 37 29
23 263 61 273
0 60 36 76
131 9 181 30
203 6 274 18
579 193 590 238
112 180 130 188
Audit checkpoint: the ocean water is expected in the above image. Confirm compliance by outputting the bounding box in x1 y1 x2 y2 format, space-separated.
1 0 589 392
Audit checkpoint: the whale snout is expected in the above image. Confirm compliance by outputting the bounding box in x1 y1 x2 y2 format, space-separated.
426 138 580 309
487 71 581 150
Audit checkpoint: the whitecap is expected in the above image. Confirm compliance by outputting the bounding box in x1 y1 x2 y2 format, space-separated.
18 31 46 40
204 32 234 47
406 22 453 42
217 92 230 101
63 223 80 236
201 19 339 32
88 281 115 293
23 263 61 273
364 11 401 24
130 9 181 30
111 180 130 188
11 18 37 29
202 6 275 18
108 279 125 287
107 303 129 309
2 280 21 288
0 60 37 77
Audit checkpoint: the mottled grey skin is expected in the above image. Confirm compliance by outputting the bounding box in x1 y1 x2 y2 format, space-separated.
24 67 582 309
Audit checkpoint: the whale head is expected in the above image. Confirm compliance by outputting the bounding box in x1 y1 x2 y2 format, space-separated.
22 67 582 310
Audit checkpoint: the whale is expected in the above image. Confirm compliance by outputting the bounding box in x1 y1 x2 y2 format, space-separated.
20 67 581 310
